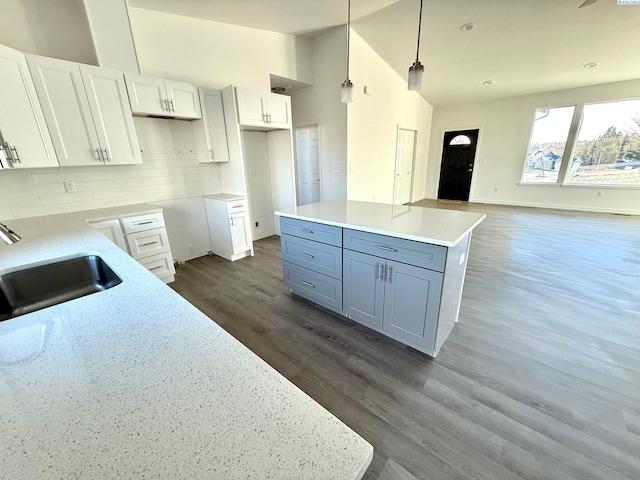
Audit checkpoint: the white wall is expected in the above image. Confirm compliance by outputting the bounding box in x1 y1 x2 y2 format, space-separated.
128 7 313 91
428 78 640 215
243 131 275 240
347 31 433 204
0 0 97 65
290 27 348 201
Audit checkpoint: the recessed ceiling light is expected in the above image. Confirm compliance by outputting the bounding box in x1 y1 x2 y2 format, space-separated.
460 23 476 31
482 80 494 85
584 62 599 68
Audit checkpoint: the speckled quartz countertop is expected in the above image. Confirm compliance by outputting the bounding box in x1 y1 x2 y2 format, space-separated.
276 199 486 247
0 206 373 479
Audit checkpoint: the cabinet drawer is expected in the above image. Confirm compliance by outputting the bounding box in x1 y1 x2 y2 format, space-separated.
227 199 248 214
121 212 165 234
280 217 342 247
343 229 446 272
283 261 342 311
138 251 176 278
281 234 342 280
126 228 171 259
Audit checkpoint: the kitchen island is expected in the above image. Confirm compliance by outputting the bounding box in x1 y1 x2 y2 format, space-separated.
276 200 486 357
0 207 373 479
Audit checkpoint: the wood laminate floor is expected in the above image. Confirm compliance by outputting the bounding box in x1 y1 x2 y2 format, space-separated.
170 201 640 480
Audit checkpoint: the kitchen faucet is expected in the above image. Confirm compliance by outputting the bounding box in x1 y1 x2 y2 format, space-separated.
0 222 21 245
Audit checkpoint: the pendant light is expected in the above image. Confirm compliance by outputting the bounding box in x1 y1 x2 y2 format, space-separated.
408 0 425 90
341 0 354 103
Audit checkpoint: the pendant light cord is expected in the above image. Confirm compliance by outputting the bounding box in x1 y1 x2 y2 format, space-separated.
346 0 351 81
415 0 423 64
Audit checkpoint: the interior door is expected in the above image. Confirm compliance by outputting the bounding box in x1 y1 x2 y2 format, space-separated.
437 129 478 201
295 126 320 206
393 128 416 205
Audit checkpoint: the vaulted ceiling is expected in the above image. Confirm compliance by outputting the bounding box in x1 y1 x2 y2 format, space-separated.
128 0 640 106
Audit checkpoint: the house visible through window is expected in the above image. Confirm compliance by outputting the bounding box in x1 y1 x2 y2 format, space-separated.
521 106 575 184
566 98 640 186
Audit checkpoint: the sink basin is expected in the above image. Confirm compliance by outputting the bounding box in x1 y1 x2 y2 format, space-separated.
0 254 122 321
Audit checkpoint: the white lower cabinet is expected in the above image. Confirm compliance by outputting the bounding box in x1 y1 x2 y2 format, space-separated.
89 209 175 283
205 194 254 262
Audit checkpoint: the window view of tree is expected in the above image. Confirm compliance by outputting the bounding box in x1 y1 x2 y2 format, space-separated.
566 99 640 185
521 106 575 184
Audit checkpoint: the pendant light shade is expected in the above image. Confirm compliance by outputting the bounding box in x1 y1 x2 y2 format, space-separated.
408 0 424 91
341 0 354 103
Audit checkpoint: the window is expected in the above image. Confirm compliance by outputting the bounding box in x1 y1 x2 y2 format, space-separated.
521 106 575 184
566 99 640 186
450 135 471 145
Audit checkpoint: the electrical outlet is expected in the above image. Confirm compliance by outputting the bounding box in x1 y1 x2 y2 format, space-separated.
64 181 76 193
597 191 604 198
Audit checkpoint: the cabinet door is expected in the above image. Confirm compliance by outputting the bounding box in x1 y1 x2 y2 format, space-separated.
267 93 291 128
343 250 385 329
235 87 266 126
230 212 252 254
81 66 142 165
124 73 168 116
166 80 201 119
90 219 128 252
382 260 443 351
0 45 57 168
27 56 103 166
198 87 229 162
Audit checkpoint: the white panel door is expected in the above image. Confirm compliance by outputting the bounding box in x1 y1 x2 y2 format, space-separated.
235 87 266 126
166 80 201 119
267 93 292 128
198 87 229 162
124 73 168 116
295 126 320 206
230 212 252 254
81 65 141 165
0 45 57 168
393 128 416 205
27 56 103 166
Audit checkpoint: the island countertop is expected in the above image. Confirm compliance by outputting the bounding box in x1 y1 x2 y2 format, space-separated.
0 208 373 479
276 199 486 247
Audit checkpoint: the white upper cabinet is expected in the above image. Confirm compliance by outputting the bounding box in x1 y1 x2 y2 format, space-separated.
125 73 201 119
28 56 141 166
0 45 58 169
235 87 291 129
197 87 229 163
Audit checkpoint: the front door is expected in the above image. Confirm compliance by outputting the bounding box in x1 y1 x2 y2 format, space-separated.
437 129 478 201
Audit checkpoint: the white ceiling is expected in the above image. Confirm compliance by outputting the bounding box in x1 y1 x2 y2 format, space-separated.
128 0 640 106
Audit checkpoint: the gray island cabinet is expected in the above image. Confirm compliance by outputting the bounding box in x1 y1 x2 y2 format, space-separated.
276 200 485 357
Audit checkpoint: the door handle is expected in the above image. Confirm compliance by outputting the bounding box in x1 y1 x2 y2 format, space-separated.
95 148 103 161
300 252 315 258
387 266 393 284
301 281 315 288
9 146 20 163
162 98 168 111
378 264 384 281
102 148 109 161
169 99 175 112
376 245 397 252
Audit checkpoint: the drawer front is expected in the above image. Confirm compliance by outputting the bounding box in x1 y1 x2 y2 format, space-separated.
138 251 176 278
343 229 446 272
280 217 342 247
127 228 171 260
283 261 342 311
226 199 248 214
281 234 342 280
121 212 165 234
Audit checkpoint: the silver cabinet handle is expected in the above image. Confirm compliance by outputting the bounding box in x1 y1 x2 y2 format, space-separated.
209 149 214 159
301 281 315 288
102 148 109 161
301 228 314 234
378 264 384 281
141 241 158 247
135 221 154 226
268 113 272 124
161 98 168 111
300 252 315 258
169 99 175 112
387 266 393 284
9 146 20 163
230 217 235 226
95 148 103 161
376 245 397 252
149 265 163 271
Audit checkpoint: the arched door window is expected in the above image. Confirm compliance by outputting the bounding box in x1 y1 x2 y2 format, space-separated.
449 135 471 146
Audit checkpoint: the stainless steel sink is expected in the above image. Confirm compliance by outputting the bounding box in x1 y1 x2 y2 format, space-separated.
0 255 122 321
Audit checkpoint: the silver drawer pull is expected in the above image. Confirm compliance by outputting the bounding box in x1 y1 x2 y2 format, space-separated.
387 266 393 284
376 245 397 252
301 228 314 234
141 241 158 247
135 221 154 226
378 264 384 281
149 265 163 271
301 281 315 288
230 204 243 209
300 252 315 258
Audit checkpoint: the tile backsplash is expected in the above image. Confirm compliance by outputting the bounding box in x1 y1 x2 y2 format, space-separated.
0 117 223 220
